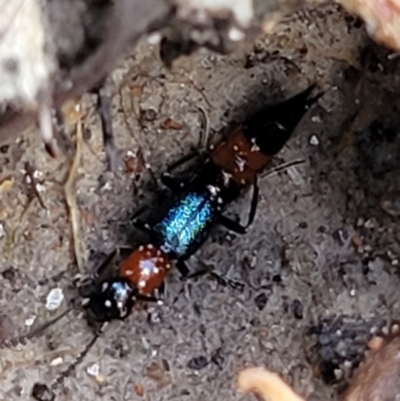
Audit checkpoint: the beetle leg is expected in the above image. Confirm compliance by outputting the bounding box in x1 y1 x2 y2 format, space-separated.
246 178 259 228
136 294 161 303
161 150 202 191
220 179 259 233
219 215 247 234
176 259 190 278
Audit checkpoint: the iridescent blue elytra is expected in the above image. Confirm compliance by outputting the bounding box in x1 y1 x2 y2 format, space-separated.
156 192 214 257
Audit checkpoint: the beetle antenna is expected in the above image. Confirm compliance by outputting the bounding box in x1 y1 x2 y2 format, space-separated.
31 327 103 401
1 307 74 349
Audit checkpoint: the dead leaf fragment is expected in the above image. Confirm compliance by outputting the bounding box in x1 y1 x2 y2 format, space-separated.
160 118 183 130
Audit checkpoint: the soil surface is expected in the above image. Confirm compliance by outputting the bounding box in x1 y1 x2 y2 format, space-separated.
1 3 400 401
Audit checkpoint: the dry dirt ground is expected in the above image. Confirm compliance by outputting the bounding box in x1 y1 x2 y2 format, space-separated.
1 3 400 401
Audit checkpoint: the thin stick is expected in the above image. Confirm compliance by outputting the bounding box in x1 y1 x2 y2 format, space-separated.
261 159 305 179
64 112 85 273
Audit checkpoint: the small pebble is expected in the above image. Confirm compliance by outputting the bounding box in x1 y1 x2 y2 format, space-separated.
25 316 36 326
33 170 44 180
45 288 64 310
147 32 161 45
87 363 100 377
334 368 343 380
356 217 364 227
50 357 63 366
364 218 376 229
36 183 46 193
228 27 245 41
101 181 112 191
309 134 319 146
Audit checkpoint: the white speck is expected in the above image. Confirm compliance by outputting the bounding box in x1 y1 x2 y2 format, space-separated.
287 167 303 186
87 363 100 377
46 288 64 310
356 217 364 227
147 244 153 250
36 183 46 193
105 300 112 308
235 155 246 172
364 218 376 229
370 326 379 335
228 27 245 41
145 163 151 170
250 138 260 152
138 280 146 288
25 315 36 326
50 357 63 366
349 289 356 297
392 259 399 266
33 170 43 180
207 185 219 196
388 52 400 60
334 368 343 380
101 282 109 292
81 298 90 306
102 181 112 191
311 115 322 123
309 134 319 146
141 336 150 349
147 32 161 45
363 244 372 252
0 224 5 239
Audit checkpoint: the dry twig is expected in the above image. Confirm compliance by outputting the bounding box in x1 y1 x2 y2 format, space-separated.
64 107 85 273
